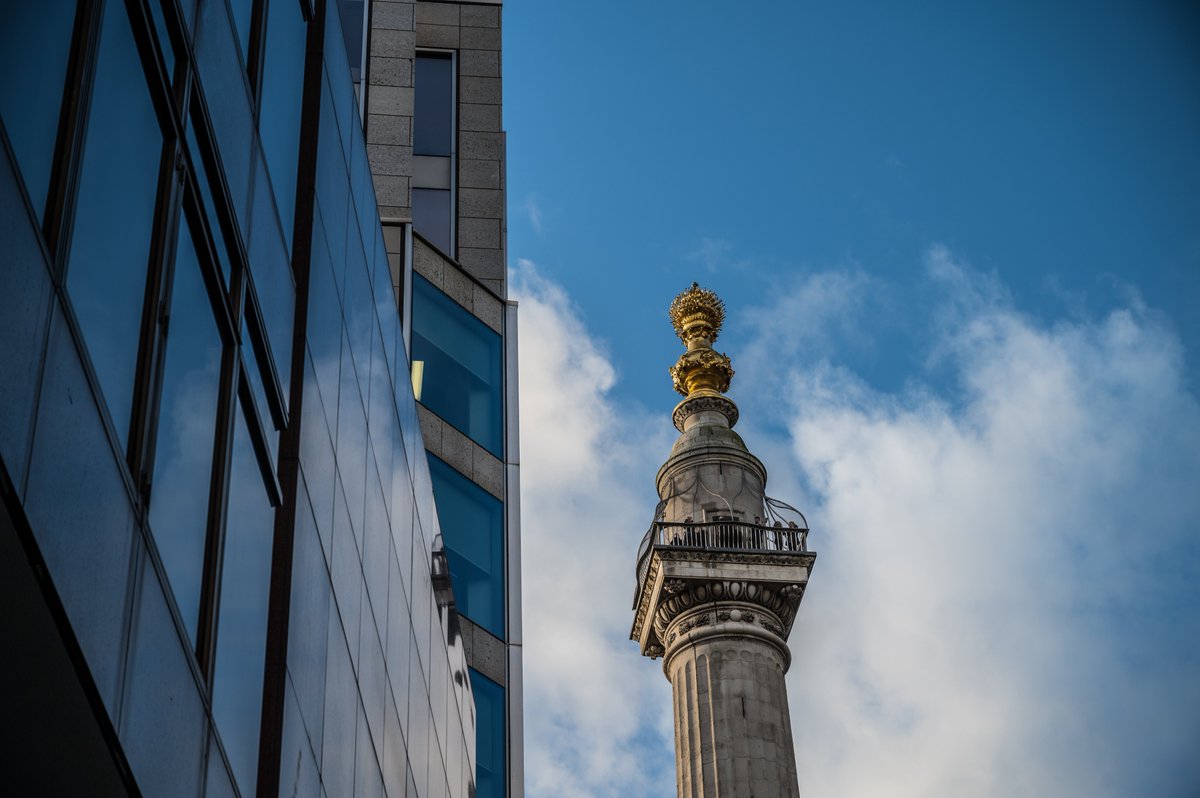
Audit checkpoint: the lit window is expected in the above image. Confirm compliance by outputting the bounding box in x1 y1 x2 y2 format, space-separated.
411 274 503 457
413 52 454 254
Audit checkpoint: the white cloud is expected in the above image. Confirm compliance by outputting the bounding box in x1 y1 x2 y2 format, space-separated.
514 250 1200 797
522 195 545 235
512 259 676 798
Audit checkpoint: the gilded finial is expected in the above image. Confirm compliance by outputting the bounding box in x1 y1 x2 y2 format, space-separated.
668 283 735 399
669 282 725 346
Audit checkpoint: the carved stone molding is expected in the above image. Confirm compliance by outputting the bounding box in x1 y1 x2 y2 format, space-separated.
652 580 799 642
672 393 740 431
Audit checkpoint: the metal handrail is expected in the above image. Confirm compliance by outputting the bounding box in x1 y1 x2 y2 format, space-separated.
636 520 809 587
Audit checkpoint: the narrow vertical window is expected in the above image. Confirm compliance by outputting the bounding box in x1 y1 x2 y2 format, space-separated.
469 670 506 798
211 402 276 794
147 215 224 645
413 52 454 255
259 0 308 252
65 0 167 449
410 274 503 457
428 456 504 637
0 0 78 219
336 0 365 82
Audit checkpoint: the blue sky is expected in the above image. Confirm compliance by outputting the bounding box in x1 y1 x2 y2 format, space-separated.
505 0 1200 402
500 3 1200 796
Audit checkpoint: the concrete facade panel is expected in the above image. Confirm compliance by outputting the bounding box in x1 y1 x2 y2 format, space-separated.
416 24 460 49
459 6 499 28
415 2 459 26
368 55 412 88
460 26 500 51
372 1 415 30
458 102 501 133
459 49 500 77
458 158 501 189
459 76 501 106
370 28 416 59
366 113 412 146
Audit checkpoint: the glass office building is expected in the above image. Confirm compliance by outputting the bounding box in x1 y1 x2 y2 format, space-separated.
0 0 519 796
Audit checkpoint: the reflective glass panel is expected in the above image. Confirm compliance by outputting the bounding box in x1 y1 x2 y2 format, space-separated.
228 0 253 61
0 0 77 217
146 0 176 75
427 456 503 637
148 215 223 645
185 118 232 283
212 403 276 794
411 275 502 457
412 188 452 255
335 0 364 82
241 317 280 463
259 0 307 252
66 0 165 448
469 670 505 798
414 54 453 157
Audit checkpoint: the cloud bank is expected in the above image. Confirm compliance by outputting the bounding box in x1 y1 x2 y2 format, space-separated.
513 249 1200 797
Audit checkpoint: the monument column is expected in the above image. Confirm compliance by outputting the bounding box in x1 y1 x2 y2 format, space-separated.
631 284 816 797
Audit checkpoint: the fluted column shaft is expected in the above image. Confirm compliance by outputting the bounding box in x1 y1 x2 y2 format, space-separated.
663 603 799 798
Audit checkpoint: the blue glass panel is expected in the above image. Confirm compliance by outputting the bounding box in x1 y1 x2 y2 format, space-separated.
194 0 254 229
337 327 369 540
307 202 343 428
259 0 307 253
427 456 504 637
414 54 453 157
411 274 503 457
412 189 452 254
322 14 354 167
287 481 330 757
146 0 176 75
212 404 276 794
148 217 222 644
247 153 296 404
469 670 505 798
66 0 165 449
121 556 206 795
0 0 77 217
242 317 280 462
228 0 253 60
25 308 137 714
185 119 232 284
335 0 364 81
0 143 54 489
321 618 357 797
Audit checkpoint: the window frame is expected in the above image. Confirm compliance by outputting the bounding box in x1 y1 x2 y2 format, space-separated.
412 48 457 258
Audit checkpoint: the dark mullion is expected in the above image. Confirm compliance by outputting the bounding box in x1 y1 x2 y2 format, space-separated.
246 0 270 108
181 175 239 343
125 0 173 113
187 87 252 301
243 281 290 432
119 0 188 492
256 1 326 793
130 144 187 505
237 359 284 508
42 0 104 267
195 339 242 684
124 0 187 155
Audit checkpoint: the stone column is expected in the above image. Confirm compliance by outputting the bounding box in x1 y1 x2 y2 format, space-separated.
658 583 801 797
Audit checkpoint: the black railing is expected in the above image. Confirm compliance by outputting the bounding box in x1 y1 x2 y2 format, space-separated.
636 520 809 587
